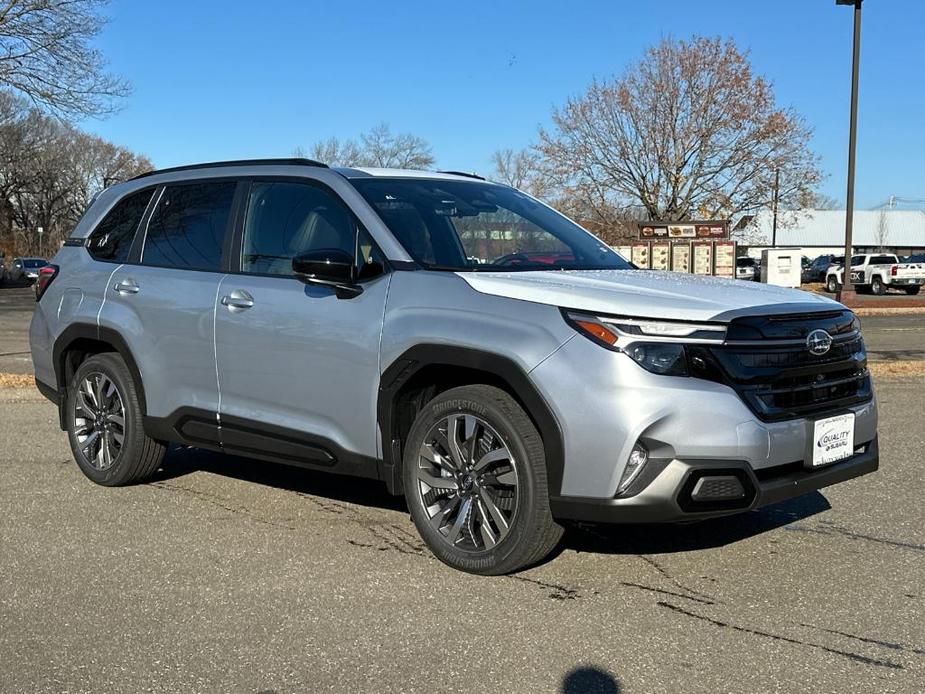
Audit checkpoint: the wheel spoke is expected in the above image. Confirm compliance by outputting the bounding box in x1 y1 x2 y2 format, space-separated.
479 487 510 532
106 413 124 427
416 468 458 491
494 468 517 485
445 415 467 467
429 496 460 531
421 442 456 474
476 498 499 548
446 497 472 545
473 447 510 472
80 430 100 454
111 430 124 446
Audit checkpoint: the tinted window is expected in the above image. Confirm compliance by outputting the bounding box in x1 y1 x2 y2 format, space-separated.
736 257 755 267
871 255 897 265
87 188 154 262
23 259 48 268
351 178 631 272
142 182 236 271
242 181 383 277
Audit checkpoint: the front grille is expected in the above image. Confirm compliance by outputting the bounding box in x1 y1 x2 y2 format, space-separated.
702 310 873 422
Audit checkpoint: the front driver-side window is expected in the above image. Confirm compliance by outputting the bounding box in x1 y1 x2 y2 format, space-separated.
241 181 383 278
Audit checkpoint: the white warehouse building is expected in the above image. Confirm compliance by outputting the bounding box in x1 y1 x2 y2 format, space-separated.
736 209 925 259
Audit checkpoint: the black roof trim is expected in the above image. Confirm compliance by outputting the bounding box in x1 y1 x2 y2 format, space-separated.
131 158 328 181
437 170 486 180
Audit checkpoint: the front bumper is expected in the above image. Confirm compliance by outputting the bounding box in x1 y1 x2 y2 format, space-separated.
550 436 878 523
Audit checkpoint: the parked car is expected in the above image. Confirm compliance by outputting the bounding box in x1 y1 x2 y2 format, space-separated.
803 254 838 284
735 256 758 281
8 257 49 283
825 253 925 295
30 159 879 575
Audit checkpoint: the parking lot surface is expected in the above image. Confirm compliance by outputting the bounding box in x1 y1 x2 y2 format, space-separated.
1 377 923 693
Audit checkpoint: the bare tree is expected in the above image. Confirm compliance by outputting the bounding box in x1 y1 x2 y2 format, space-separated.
490 148 551 198
536 36 821 223
0 0 130 118
811 192 841 210
296 123 435 169
875 209 889 251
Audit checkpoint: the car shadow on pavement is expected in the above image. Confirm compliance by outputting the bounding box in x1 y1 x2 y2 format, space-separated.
557 492 831 557
152 445 830 558
152 444 408 513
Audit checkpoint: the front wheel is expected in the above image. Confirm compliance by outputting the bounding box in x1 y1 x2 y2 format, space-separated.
402 385 563 575
826 276 839 293
66 353 166 486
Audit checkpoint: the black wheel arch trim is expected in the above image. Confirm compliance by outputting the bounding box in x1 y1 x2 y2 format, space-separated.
376 344 566 497
51 323 148 422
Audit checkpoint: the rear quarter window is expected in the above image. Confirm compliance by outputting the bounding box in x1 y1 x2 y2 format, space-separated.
141 181 236 271
87 188 155 263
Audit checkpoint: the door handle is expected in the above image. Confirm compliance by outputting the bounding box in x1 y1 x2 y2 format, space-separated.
113 280 139 294
221 290 254 311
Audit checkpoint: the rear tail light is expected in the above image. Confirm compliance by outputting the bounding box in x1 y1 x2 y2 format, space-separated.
890 265 898 276
34 265 59 302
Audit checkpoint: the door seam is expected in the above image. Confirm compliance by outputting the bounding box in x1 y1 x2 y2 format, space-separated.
213 274 228 444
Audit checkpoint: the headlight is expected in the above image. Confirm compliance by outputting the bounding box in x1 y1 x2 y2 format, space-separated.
626 343 688 376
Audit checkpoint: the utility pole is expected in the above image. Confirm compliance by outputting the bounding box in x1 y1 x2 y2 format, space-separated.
836 0 863 304
771 168 780 247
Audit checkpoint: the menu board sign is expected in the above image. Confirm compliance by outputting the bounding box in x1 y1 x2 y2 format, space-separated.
713 241 736 278
696 224 727 238
668 224 697 239
692 242 713 275
640 225 668 239
650 243 670 271
615 245 633 263
631 244 650 269
671 243 690 273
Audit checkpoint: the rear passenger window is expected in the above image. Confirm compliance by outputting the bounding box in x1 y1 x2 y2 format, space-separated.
142 182 236 271
87 188 154 262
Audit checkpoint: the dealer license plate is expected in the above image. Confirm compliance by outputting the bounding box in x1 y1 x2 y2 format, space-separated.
810 413 856 468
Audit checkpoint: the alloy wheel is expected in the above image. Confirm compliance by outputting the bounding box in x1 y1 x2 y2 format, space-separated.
415 414 519 552
74 372 126 470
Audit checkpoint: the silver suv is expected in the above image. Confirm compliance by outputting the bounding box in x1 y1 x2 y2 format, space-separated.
30 159 878 574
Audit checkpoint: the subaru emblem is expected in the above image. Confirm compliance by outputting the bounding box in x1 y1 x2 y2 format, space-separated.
806 329 834 356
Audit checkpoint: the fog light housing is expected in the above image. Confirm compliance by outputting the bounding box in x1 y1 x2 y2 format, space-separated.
617 443 649 494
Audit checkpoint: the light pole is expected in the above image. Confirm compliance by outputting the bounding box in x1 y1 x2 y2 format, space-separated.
836 0 863 303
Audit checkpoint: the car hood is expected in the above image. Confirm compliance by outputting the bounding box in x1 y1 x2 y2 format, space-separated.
458 269 842 322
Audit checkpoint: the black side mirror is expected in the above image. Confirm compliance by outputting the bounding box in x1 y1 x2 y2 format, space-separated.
292 249 363 299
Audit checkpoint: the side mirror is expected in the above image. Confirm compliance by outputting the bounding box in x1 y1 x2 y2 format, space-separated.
292 249 363 299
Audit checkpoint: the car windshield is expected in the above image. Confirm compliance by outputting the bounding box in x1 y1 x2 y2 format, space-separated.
350 178 632 271
736 257 755 267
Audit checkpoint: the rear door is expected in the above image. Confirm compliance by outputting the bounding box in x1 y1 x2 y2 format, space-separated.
100 179 239 433
213 178 390 469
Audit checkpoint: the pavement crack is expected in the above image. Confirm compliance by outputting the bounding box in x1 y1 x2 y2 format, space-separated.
799 623 925 657
510 575 580 600
786 522 925 553
149 481 296 530
657 601 903 671
636 555 719 603
621 581 715 605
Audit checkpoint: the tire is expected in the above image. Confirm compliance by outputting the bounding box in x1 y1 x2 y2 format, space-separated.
402 385 563 575
66 352 166 486
826 275 839 293
906 286 921 295
871 276 885 295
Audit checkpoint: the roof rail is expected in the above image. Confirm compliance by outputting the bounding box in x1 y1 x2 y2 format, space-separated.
438 170 486 181
130 158 328 181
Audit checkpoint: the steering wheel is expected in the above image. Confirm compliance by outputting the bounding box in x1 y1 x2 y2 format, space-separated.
494 253 530 266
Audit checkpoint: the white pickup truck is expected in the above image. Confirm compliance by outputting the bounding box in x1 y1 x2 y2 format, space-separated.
826 253 925 295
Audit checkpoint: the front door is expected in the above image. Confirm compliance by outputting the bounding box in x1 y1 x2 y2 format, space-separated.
214 179 390 470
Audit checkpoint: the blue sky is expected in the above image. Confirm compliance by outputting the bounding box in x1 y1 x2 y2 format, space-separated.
80 0 925 210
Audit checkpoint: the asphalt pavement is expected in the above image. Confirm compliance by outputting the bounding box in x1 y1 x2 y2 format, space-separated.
1 374 924 692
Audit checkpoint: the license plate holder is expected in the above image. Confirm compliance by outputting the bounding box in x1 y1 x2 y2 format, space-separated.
807 412 856 469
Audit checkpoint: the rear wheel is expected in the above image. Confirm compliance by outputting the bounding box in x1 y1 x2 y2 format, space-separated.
871 276 885 295
66 353 166 486
905 286 921 295
403 385 562 575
